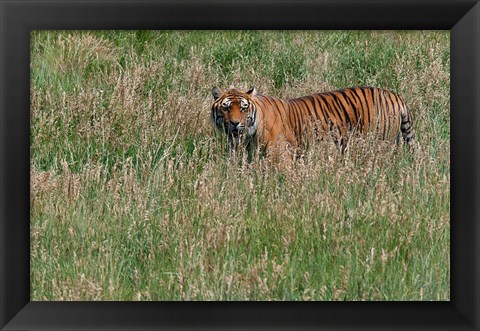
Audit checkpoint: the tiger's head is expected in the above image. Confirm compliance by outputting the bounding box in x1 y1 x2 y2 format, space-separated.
210 86 258 147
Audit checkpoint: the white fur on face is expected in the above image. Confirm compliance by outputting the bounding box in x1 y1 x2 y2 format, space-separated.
240 98 248 110
222 99 231 109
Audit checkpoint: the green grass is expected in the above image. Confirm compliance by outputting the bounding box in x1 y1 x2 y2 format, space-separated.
30 30 450 301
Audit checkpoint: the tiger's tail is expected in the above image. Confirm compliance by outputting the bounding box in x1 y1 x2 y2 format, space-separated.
400 106 415 144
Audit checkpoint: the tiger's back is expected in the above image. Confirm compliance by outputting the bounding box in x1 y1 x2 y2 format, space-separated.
255 87 414 147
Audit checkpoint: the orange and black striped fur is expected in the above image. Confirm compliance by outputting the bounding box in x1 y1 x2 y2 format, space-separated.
210 86 414 155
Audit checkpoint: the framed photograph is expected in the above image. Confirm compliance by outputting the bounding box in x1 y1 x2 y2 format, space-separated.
1 0 479 330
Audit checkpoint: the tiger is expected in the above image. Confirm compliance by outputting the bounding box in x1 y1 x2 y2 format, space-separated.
210 86 414 157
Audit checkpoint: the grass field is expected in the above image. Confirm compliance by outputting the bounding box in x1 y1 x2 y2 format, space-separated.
30 30 450 301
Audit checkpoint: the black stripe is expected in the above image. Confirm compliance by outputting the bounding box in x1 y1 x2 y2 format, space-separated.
312 95 330 131
389 92 399 116
317 94 336 129
297 98 313 121
274 98 290 131
297 97 311 115
357 87 370 128
299 97 318 138
290 100 303 135
390 92 400 137
366 87 376 128
286 99 297 133
328 92 350 124
331 92 351 132
322 93 343 133
378 89 387 140
374 88 384 138
337 91 357 126
305 95 320 121
384 92 395 139
346 88 363 128
396 94 412 133
250 102 257 128
266 96 288 133
392 93 405 137
313 95 328 123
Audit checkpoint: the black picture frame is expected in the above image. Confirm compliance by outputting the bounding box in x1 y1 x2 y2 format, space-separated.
1 0 479 330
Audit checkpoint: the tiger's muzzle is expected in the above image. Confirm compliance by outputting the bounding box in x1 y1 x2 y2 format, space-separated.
228 121 245 136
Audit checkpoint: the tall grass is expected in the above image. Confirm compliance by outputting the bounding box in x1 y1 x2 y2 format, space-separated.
30 30 450 300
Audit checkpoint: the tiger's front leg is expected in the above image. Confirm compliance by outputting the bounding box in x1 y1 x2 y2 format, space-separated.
244 135 267 163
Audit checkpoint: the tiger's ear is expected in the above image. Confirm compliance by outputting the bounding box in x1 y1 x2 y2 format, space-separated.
212 86 223 100
246 87 257 97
